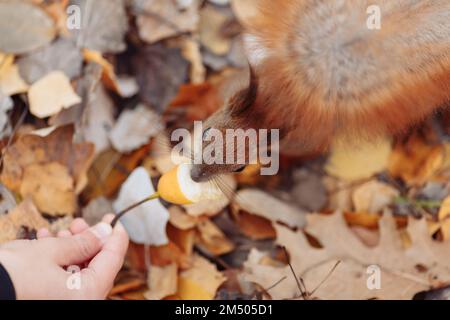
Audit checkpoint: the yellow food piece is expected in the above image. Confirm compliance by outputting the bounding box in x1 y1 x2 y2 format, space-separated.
157 164 223 205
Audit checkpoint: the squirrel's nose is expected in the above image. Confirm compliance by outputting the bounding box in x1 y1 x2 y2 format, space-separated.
190 166 208 183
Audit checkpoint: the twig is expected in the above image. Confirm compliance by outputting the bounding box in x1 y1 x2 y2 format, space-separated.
111 192 160 227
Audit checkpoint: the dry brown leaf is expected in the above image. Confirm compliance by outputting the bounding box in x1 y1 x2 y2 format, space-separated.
28 71 81 118
144 263 178 300
231 210 276 240
82 144 151 201
388 134 445 186
127 242 190 272
167 223 195 256
233 189 306 229
243 211 450 299
0 198 49 244
196 219 235 256
199 5 232 55
1 125 95 213
168 82 221 122
177 254 226 300
344 212 381 230
134 0 200 44
20 162 77 216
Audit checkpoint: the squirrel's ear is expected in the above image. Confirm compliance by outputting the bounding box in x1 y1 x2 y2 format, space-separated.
229 66 258 116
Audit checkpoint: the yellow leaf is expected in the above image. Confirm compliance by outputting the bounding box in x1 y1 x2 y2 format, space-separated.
177 255 226 300
438 196 450 240
325 138 391 181
28 71 81 118
0 53 29 95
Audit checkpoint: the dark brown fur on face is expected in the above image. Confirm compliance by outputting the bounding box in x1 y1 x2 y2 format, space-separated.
191 0 450 182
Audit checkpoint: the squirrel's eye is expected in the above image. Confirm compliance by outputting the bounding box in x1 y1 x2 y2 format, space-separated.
234 165 246 173
202 128 211 139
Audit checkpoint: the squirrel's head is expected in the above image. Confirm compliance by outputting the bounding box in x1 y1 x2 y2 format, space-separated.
190 68 259 182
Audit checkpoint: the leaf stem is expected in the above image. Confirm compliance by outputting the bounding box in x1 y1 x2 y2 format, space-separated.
110 192 160 227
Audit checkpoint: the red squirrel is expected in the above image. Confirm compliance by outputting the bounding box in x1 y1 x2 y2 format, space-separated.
190 0 450 182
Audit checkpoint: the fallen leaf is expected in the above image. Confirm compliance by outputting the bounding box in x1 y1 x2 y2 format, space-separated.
196 219 235 256
20 162 77 216
17 38 82 84
0 53 29 96
145 263 178 300
0 0 56 54
177 254 226 300
0 198 49 244
168 206 198 230
168 82 221 122
82 49 121 95
180 38 206 84
79 83 115 155
131 43 189 112
231 210 276 240
82 144 152 201
243 211 450 299
113 167 169 245
42 0 69 36
167 223 195 256
388 134 444 186
1 125 95 213
69 0 128 53
352 180 399 213
438 196 450 240
233 189 306 229
133 0 200 44
199 4 232 55
28 71 81 118
110 104 163 153
325 138 392 181
126 241 190 271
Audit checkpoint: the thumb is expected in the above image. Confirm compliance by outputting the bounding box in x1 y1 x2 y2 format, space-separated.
52 222 113 266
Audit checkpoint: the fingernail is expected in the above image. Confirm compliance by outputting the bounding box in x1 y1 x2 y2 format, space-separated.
91 222 113 240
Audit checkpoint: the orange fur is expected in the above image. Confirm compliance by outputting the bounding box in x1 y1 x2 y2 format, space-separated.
242 0 450 152
193 0 450 180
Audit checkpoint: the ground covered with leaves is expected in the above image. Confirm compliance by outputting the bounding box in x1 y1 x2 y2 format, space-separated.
0 0 450 300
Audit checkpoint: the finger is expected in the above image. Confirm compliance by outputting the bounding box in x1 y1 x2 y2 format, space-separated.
37 228 51 239
57 230 72 238
52 222 113 266
81 214 129 297
69 218 89 234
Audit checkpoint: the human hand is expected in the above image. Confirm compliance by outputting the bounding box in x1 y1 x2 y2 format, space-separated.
0 214 129 300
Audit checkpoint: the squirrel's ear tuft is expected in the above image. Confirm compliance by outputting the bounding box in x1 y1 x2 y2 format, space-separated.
229 66 258 116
